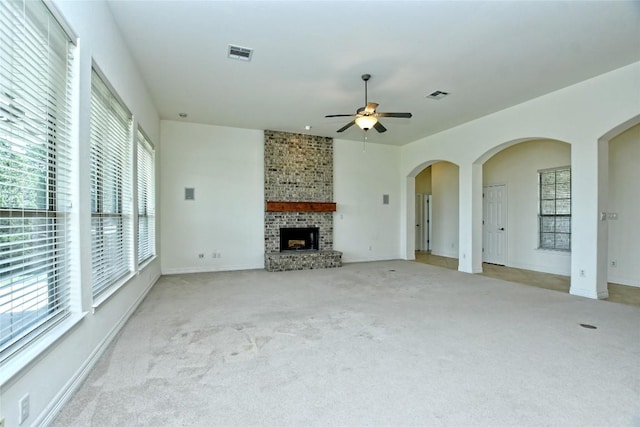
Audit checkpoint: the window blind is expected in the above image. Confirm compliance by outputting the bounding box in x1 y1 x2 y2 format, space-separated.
0 0 74 359
90 69 133 297
136 129 155 264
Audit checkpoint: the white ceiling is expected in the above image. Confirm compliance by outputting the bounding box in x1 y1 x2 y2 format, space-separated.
107 0 640 146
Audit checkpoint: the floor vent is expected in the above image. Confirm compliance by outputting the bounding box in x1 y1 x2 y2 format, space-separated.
228 45 253 61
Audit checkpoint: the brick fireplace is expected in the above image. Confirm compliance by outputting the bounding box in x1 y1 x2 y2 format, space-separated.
264 130 342 271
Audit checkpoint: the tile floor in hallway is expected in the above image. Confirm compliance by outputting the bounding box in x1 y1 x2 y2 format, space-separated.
414 252 640 308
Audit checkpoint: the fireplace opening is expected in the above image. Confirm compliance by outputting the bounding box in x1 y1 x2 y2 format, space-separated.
280 227 319 251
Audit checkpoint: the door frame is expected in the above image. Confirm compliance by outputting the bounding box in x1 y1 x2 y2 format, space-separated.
425 194 432 251
415 193 423 251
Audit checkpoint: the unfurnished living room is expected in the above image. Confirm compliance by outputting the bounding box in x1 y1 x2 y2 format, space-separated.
1 1 639 426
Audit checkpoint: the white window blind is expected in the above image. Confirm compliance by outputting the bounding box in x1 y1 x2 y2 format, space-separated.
136 129 155 264
0 0 74 359
539 167 571 251
90 69 133 297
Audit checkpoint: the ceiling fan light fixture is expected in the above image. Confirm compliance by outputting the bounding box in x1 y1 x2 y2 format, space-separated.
355 115 377 131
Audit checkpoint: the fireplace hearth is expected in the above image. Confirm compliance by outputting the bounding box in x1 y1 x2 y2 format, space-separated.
280 227 319 251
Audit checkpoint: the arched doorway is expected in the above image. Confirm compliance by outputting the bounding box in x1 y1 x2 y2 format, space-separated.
481 138 572 276
407 160 459 264
600 116 640 292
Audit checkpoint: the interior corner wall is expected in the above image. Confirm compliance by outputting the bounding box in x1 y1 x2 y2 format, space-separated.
333 139 401 262
483 140 572 275
608 124 640 287
160 121 264 274
430 162 459 258
0 2 161 427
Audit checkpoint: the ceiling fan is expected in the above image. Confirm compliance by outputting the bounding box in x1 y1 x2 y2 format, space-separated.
325 74 412 133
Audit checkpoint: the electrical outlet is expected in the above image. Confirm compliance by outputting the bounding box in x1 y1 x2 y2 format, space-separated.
611 260 617 268
579 269 586 277
198 253 204 259
19 393 29 425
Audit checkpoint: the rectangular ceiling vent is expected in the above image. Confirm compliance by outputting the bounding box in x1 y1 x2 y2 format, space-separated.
426 90 449 100
228 45 253 61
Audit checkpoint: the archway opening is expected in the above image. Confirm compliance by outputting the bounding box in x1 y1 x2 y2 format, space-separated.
407 160 459 264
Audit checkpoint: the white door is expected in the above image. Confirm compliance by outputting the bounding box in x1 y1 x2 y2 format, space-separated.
483 184 507 265
415 194 423 251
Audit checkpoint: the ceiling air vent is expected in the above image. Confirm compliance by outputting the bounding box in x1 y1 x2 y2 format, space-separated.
228 45 253 61
426 90 449 100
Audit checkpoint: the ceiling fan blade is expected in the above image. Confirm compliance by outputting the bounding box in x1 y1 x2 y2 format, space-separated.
377 112 412 118
337 120 356 132
374 121 387 133
325 114 356 118
364 102 379 114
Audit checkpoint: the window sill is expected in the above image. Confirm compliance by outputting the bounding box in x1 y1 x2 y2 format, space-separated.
535 248 571 254
92 272 137 312
137 254 157 271
0 311 88 387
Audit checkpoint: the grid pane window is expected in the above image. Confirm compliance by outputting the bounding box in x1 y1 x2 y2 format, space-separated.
90 70 133 297
539 167 571 251
136 129 155 264
0 0 74 359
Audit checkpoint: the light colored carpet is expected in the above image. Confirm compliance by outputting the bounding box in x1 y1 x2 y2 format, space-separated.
53 261 640 426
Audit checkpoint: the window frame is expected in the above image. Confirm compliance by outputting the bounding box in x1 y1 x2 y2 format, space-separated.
538 166 571 251
0 0 75 362
136 127 155 265
89 67 134 299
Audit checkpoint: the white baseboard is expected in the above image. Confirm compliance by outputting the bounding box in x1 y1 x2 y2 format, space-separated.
340 255 400 264
507 260 570 276
607 274 639 288
38 272 160 427
161 264 263 275
570 286 609 300
431 250 458 259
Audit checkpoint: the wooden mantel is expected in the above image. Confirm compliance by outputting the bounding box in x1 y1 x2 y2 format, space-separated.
266 201 337 213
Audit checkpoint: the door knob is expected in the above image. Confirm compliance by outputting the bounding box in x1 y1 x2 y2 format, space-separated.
499 227 505 231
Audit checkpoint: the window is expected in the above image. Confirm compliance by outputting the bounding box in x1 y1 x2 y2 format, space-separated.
136 129 155 264
0 0 74 359
90 69 133 297
539 167 571 251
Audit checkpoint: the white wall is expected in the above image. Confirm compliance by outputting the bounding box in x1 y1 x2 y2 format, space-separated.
0 1 161 426
401 61 640 297
158 129 402 269
430 162 459 258
160 121 264 273
333 139 402 262
483 140 572 275
608 124 640 287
